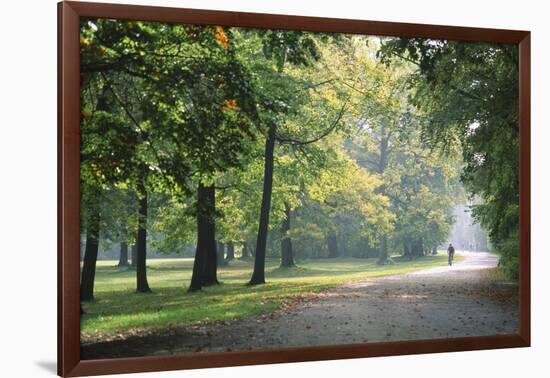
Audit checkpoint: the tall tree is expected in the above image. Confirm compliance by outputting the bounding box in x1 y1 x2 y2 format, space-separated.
246 31 350 284
79 77 133 301
249 123 277 284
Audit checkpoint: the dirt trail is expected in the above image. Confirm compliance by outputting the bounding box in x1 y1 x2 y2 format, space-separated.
81 252 519 359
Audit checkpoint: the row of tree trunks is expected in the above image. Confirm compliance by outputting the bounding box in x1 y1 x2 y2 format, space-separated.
280 202 295 267
402 238 427 259
189 182 219 291
116 243 144 268
82 179 153 299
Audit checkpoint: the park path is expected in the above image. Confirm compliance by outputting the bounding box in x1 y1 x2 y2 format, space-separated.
81 252 519 359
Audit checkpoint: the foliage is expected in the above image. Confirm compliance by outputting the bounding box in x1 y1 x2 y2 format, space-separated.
79 19 517 297
379 38 519 274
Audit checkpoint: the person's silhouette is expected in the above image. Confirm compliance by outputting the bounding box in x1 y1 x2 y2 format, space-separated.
447 243 455 266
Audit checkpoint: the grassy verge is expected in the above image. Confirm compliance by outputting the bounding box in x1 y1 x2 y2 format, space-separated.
81 253 460 341
484 266 517 283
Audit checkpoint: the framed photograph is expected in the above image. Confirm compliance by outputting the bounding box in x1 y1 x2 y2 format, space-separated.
58 1 530 376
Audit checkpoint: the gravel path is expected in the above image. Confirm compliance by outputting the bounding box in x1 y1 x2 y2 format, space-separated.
81 252 519 359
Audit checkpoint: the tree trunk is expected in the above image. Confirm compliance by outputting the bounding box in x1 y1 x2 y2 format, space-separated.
413 240 418 256
217 241 227 267
202 186 219 286
130 245 137 268
420 237 425 256
361 236 377 258
136 184 151 293
117 224 129 268
327 232 339 258
280 202 295 267
117 241 129 267
359 236 368 258
189 183 218 291
378 235 388 264
249 123 276 285
226 241 235 261
376 124 390 265
403 239 410 258
80 191 100 302
241 241 250 259
411 239 424 257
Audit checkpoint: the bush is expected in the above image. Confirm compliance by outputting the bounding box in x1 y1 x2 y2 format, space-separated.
495 231 519 280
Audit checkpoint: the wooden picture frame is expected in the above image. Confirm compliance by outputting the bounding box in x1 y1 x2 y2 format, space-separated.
58 1 531 376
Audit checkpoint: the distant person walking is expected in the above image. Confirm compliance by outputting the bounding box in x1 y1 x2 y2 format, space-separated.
447 243 455 266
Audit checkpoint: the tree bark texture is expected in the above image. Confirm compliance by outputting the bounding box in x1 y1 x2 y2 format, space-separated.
189 183 218 291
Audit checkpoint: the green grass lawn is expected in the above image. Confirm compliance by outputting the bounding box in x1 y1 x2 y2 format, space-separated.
81 253 462 341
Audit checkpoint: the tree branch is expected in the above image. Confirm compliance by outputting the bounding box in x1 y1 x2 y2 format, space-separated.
99 72 173 189
276 97 350 146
